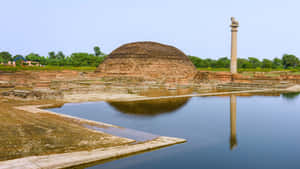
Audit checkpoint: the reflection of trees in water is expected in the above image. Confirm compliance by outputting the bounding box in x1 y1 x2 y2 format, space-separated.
108 98 190 116
282 92 300 100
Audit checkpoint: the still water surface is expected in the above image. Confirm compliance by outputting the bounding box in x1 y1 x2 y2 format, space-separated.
50 93 300 169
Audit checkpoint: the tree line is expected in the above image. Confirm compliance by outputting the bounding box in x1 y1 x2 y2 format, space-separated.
188 54 300 69
0 46 299 69
0 46 106 67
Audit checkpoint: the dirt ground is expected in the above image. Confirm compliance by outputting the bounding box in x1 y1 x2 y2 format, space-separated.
0 97 132 161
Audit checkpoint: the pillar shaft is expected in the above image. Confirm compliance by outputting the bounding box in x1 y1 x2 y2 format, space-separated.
230 29 238 74
230 17 239 74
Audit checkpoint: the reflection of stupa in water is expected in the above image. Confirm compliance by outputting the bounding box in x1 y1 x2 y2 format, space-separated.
230 95 238 150
108 98 190 116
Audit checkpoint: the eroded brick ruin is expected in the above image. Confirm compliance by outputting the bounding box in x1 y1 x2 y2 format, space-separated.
96 41 197 84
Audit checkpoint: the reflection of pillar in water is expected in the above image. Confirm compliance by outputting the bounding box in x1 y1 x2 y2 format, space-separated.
230 95 237 150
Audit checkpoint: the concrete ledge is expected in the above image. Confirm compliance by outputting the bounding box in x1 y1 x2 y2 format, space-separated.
0 136 186 169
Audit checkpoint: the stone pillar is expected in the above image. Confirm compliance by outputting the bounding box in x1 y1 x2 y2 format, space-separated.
230 95 237 150
230 17 239 74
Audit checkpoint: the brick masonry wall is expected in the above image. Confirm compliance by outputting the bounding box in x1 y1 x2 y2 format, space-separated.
97 58 197 84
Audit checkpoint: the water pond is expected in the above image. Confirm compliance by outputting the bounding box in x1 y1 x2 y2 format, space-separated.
50 93 300 169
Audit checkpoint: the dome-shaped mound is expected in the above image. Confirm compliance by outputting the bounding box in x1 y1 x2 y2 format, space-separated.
96 41 196 83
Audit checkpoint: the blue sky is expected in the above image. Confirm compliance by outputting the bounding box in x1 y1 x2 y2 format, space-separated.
0 0 299 59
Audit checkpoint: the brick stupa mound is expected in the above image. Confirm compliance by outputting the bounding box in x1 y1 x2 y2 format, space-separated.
96 41 197 83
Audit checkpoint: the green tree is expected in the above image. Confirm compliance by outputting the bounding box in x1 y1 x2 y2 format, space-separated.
13 55 24 60
0 51 12 63
48 51 56 59
94 46 101 56
262 59 273 68
25 53 41 61
215 57 230 68
188 55 204 68
47 58 60 66
203 58 216 68
13 55 25 66
56 51 65 59
272 58 283 69
282 54 299 68
39 56 47 65
70 53 92 66
237 58 251 68
248 57 261 68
